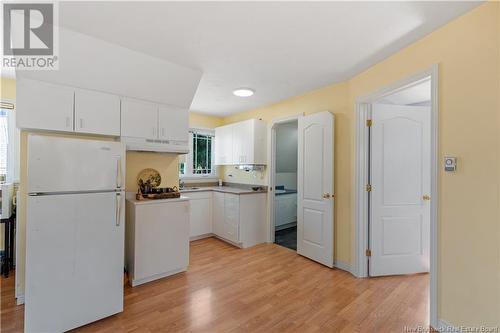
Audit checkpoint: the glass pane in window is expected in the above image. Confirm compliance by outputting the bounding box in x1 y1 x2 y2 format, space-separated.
192 133 212 175
0 109 8 176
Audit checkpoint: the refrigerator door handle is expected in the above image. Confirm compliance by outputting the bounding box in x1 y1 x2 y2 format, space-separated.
115 193 121 226
116 157 122 189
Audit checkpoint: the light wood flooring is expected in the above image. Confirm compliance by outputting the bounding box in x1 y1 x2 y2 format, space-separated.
1 237 429 332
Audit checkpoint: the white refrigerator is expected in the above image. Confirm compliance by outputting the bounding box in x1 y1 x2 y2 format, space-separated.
25 134 126 333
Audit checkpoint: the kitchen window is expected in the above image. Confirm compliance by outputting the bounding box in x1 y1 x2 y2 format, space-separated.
0 101 19 183
179 129 216 179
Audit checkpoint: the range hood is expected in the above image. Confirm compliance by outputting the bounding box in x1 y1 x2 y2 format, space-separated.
121 137 189 154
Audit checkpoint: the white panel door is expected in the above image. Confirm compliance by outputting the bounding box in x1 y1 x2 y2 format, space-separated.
121 98 158 139
16 78 74 132
297 112 334 267
370 104 431 276
28 135 125 193
25 192 124 333
75 89 121 136
158 104 189 143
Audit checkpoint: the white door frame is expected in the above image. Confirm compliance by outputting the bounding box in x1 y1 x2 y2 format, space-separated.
354 64 439 328
267 113 303 243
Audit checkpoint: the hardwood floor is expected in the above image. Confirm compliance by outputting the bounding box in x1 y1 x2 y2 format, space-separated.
1 237 429 332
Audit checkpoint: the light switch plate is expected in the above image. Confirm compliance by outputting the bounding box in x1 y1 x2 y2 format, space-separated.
444 156 456 172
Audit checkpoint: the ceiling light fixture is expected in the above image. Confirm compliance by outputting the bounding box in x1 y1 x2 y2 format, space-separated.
233 88 254 97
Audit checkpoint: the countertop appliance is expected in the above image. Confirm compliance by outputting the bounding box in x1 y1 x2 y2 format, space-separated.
25 135 125 333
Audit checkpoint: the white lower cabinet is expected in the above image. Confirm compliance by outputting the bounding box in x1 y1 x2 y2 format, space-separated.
274 193 297 229
212 192 266 248
183 191 213 239
125 198 189 287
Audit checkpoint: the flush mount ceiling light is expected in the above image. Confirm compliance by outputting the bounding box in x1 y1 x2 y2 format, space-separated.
233 88 254 97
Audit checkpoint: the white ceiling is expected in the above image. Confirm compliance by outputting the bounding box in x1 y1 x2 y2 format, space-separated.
58 1 480 116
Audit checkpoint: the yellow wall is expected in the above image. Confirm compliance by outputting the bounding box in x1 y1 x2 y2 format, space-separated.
349 3 499 326
126 152 179 192
1 77 16 100
189 112 224 128
218 3 500 327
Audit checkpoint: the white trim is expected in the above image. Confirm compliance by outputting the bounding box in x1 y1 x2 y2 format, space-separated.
436 319 460 333
266 113 303 244
189 233 214 241
333 259 354 276
16 294 24 306
354 64 439 328
130 267 187 287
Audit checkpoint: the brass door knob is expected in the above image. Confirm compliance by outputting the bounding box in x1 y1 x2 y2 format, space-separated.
423 195 431 201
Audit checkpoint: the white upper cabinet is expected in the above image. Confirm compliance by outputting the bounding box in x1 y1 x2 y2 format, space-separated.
17 78 75 132
158 105 189 143
214 125 234 165
74 89 121 136
215 119 267 165
121 98 158 140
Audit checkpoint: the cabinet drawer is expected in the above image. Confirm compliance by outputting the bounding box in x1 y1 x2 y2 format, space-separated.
183 191 212 200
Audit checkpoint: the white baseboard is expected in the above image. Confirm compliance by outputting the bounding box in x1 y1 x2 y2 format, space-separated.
130 267 187 287
16 294 24 305
436 319 459 332
334 259 355 276
190 233 214 241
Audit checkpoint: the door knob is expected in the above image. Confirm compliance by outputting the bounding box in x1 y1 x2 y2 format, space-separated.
423 195 431 201
323 193 331 199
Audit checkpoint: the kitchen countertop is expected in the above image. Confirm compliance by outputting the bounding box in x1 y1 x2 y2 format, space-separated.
180 186 267 195
126 195 190 205
275 189 297 196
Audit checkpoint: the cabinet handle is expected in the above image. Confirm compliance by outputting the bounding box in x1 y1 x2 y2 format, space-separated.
66 117 71 128
116 157 122 189
79 118 83 129
115 193 121 226
153 127 157 138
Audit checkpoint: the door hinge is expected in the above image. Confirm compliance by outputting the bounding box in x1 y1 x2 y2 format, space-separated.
366 249 372 257
365 184 372 192
366 119 372 127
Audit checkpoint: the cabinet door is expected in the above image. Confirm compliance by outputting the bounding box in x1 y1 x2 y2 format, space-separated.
215 125 233 165
17 78 74 132
224 193 240 242
121 98 158 139
212 191 225 237
158 105 189 143
134 201 189 280
75 89 121 136
186 192 212 237
232 120 253 164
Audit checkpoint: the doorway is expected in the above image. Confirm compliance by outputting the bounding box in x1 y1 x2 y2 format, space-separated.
354 65 438 327
370 81 431 276
269 112 334 268
272 120 298 251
